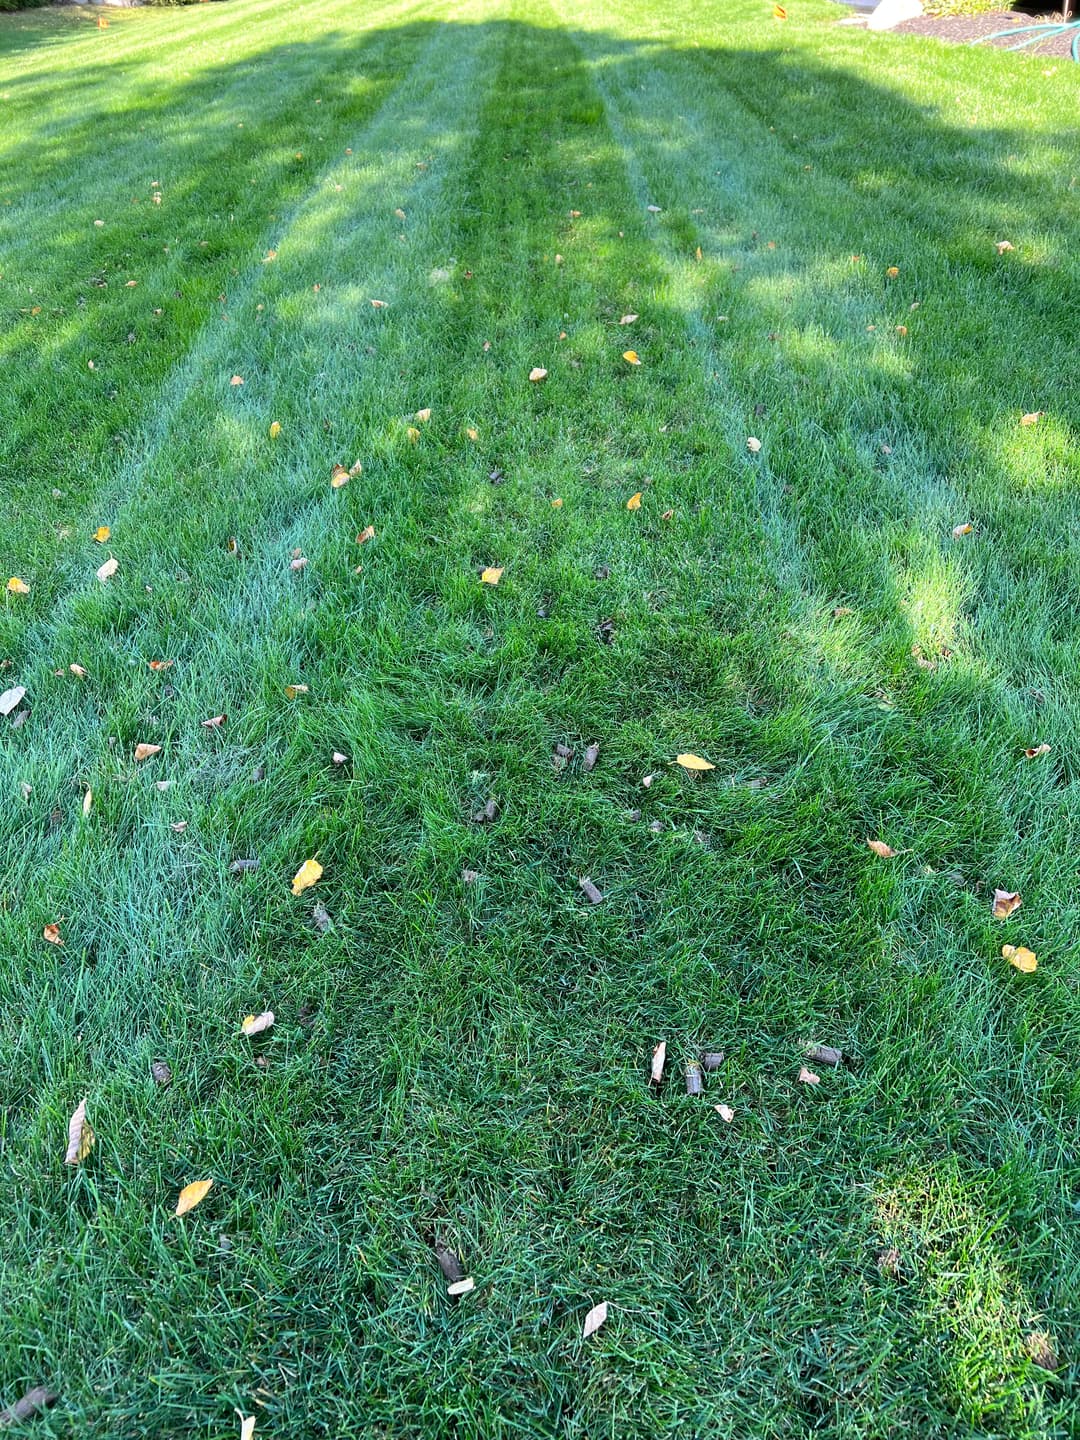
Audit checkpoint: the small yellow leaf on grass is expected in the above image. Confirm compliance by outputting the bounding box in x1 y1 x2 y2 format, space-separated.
134 743 161 761
406 426 421 444
331 463 350 488
886 266 899 278
746 437 762 453
529 367 548 383
291 858 323 896
1002 944 1037 973
148 660 173 671
867 839 896 858
650 1041 666 1085
481 567 503 586
993 889 1021 920
175 1179 213 1217
619 313 638 325
626 492 642 511
551 497 563 509
622 350 641 365
93 526 111 543
356 525 376 545
952 523 973 539
7 577 30 595
675 753 715 771
1020 411 1043 427
284 684 308 700
269 421 281 439
774 4 787 17
96 557 118 582
64 1098 95 1166
1024 743 1051 759
582 1301 608 1339
415 408 432 423
241 1011 275 1036
43 923 63 946
230 375 244 387
466 427 479 442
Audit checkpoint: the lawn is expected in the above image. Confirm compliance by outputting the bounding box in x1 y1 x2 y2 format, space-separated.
1 0 1079 1433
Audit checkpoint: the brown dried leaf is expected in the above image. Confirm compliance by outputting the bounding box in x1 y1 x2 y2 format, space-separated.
992 889 1021 921
583 742 600 772
134 743 161 762
330 463 350 488
1024 1331 1059 1371
1020 411 1043 427
867 839 896 858
284 684 309 701
148 659 173 671
63 1098 95 1165
798 1066 820 1086
42 923 63 946
201 714 226 729
1024 744 1051 759
952 523 973 539
528 367 547 383
714 1103 735 1123
356 525 376 545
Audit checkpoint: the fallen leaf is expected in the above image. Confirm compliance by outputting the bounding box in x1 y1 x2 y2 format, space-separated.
619 313 638 325
96 557 118 583
291 858 323 896
447 1277 475 1297
43 923 63 946
746 436 762 453
170 821 187 833
290 555 308 571
415 408 432 423
148 660 173 671
230 375 244 387
0 686 26 716
330 463 350 488
886 266 899 277
1021 411 1043 427
370 298 389 309
201 714 226 729
992 889 1021 921
151 1060 172 1086
661 508 674 520
133 743 162 761
867 839 896 858
480 567 503 586
93 526 111 543
0 1387 58 1428
466 427 479 441
175 1179 213 1217
7 577 30 595
714 1103 735 1123
284 684 309 700
582 1301 608 1339
995 240 1015 254
807 1044 843 1067
551 497 563 509
798 1066 820 1085
1024 1331 1059 1371
622 350 641 365
82 788 92 817
675 753 715 771
269 421 281 439
529 367 548 383
1024 744 1051 759
626 492 642 510
952 523 973 538
406 426 421 444
583 742 600 772
1002 944 1037 973
239 1416 256 1440
64 1098 95 1166
241 1011 275 1036
579 876 603 904
356 525 376 545
650 1041 666 1084
332 751 349 765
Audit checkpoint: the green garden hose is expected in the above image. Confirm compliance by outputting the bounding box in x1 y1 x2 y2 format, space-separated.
968 18 1080 60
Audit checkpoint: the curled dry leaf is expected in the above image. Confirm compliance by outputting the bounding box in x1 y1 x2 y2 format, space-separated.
241 1011 275 1036
230 375 244 387
0 686 26 716
406 426 420 443
1020 412 1043 427
528 367 547 383
1024 743 1051 759
7 577 30 594
291 858 323 896
202 715 226 729
746 437 762 453
82 787 92 817
886 266 899 278
290 555 308 571
1002 944 1037 973
148 659 173 671
356 525 376 545
480 567 503 586
284 684 309 700
807 1044 843 1068
992 889 1022 921
622 351 641 366
134 743 162 761
579 876 603 905
995 240 1015 254
867 839 896 858
175 1179 213 1217
330 464 350 488
69 664 88 678
582 1301 608 1339
96 557 118 582
466 427 479 442
269 421 281 439
93 526 111 543
370 298 388 309
551 497 563 509
42 923 63 946
714 1103 735 1123
619 314 638 325
0 1387 58 1428
952 523 973 539
650 1041 666 1085
64 1098 95 1166
675 753 715 772
626 492 642 511
798 1066 821 1086
332 751 349 765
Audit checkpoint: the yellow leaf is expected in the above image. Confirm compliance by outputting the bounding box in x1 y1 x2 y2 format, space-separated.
356 525 376 545
1021 411 1043 427
465 428 479 442
866 839 896 858
622 350 641 365
175 1179 213 1217
291 858 323 896
96 557 118 582
43 923 63 946
64 1098 95 1166
406 426 421 444
269 421 282 439
133 743 162 761
284 684 308 700
330 463 350 488
93 526 111 543
7 577 29 595
675 753 715 771
1002 944 1037 973
773 3 787 16
1024 743 1051 759
626 492 642 511
241 1011 275 1036
551 497 563 509
480 567 503 586
415 408 432 423
992 889 1021 921
952 522 973 538
529 367 548 383
82 787 92 817
886 266 899 278
148 660 173 671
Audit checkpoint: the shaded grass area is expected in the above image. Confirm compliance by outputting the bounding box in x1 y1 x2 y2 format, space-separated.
1 0 1079 1434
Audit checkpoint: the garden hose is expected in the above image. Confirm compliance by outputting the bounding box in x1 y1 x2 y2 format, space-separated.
968 18 1080 60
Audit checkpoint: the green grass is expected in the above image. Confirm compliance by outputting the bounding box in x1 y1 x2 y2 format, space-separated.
1 0 1079 1434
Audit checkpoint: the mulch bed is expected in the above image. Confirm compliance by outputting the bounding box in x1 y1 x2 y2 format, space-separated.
893 9 1078 55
